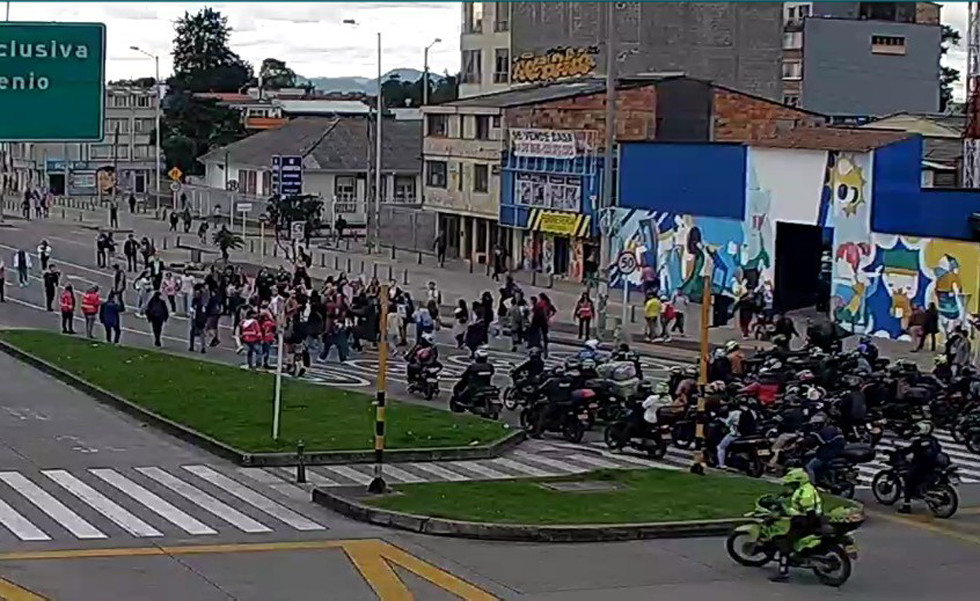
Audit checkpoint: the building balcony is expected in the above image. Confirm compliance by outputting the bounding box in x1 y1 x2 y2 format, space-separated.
245 116 288 130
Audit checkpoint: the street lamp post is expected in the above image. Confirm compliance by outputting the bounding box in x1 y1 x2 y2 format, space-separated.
130 46 162 210
343 19 383 254
422 38 442 106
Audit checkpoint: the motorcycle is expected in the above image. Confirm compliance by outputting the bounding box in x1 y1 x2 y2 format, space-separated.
870 450 960 518
407 364 442 400
950 411 980 453
809 443 876 500
502 371 539 411
704 419 770 478
449 386 503 420
603 405 668 459
520 389 596 443
726 495 863 587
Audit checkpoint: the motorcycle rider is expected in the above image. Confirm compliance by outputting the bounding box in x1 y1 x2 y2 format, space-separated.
717 397 757 469
533 364 576 437
933 354 952 381
726 340 746 377
738 365 781 407
802 413 845 487
576 338 601 361
856 335 879 364
768 402 807 471
405 332 439 389
512 346 546 385
708 348 733 383
612 343 644 380
896 420 943 514
837 375 868 440
771 468 823 582
451 347 495 411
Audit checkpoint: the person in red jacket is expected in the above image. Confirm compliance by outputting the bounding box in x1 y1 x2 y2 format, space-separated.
240 309 263 369
80 286 102 339
59 284 77 334
259 309 277 370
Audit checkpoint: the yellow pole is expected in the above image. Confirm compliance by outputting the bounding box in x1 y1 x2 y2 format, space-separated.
691 273 713 474
368 285 389 493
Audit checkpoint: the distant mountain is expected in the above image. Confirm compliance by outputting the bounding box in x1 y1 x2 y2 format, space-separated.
299 68 443 94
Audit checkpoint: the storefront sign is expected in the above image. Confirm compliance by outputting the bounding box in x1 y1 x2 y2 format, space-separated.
512 46 599 84
528 208 592 238
516 173 582 212
68 170 96 195
511 129 578 159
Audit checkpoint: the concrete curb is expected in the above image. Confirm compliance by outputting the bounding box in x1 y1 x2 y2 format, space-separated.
0 338 526 467
313 488 749 543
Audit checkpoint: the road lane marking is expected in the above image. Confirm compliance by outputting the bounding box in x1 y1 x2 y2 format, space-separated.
42 470 163 538
136 467 272 534
0 576 47 601
0 472 106 540
89 468 217 536
0 498 50 541
182 465 324 531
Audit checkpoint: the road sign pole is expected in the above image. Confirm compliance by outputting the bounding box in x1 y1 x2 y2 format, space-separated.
368 284 390 494
272 303 285 441
621 276 629 338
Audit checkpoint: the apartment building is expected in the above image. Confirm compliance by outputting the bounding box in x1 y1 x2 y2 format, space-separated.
460 1 784 100
782 1 942 118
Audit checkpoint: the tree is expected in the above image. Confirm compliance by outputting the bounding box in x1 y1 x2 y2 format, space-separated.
171 8 252 93
941 24 962 113
265 194 323 256
161 92 245 176
212 225 244 261
430 72 460 105
109 77 156 88
259 58 297 89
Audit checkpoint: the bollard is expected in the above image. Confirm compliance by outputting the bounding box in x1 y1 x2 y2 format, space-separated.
630 305 637 324
372 263 378 278
387 264 393 282
547 273 554 289
163 238 168 250
249 240 255 254
333 255 339 270
390 245 396 260
345 238 351 251
61 208 66 219
531 270 538 286
319 253 325 268
417 251 422 265
468 259 474 274
77 211 83 222
273 244 277 257
359 260 365 274
296 441 307 484
402 268 409 286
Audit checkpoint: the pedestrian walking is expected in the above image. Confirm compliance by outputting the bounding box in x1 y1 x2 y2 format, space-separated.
59 284 76 334
507 294 528 351
179 272 194 315
670 289 688 336
12 249 30 287
0 258 6 303
139 237 153 270
908 305 926 352
660 296 676 343
36 240 52 271
128 193 137 213
182 207 193 234
334 214 347 247
205 290 222 347
99 291 122 343
95 233 108 268
149 256 165 291
133 271 152 316
197 220 210 245
43 264 60 311
574 292 595 339
240 309 263 368
189 285 208 353
81 286 102 338
123 234 138 272
433 231 447 267
491 243 507 281
644 294 662 341
145 291 169 347
161 272 178 312
109 201 119 229
169 210 179 232
259 309 276 368
111 264 127 310
917 302 940 352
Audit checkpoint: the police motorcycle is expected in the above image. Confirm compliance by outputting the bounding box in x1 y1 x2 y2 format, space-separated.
603 381 671 459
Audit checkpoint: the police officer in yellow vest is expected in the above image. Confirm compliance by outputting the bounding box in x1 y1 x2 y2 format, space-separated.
773 468 823 582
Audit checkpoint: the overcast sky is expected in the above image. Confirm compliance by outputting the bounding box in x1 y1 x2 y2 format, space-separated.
6 2 969 98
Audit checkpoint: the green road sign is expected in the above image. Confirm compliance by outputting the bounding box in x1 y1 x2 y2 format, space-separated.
0 22 106 141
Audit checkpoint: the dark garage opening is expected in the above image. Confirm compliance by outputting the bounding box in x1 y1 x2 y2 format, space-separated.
774 222 826 313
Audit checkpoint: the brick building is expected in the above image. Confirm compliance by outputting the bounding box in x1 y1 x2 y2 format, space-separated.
420 74 826 280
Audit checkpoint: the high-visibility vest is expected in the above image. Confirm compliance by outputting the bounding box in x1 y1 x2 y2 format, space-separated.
81 291 100 315
261 319 276 343
59 290 75 312
240 318 261 343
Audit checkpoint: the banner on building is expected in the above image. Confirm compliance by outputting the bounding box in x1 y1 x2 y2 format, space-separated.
515 173 582 212
527 208 592 237
510 129 580 159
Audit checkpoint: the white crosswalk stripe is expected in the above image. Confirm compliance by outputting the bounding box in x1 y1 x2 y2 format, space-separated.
43 470 163 538
407 463 469 482
320 465 374 486
448 461 514 480
511 451 587 474
90 469 217 535
488 457 552 477
0 498 51 541
0 471 107 539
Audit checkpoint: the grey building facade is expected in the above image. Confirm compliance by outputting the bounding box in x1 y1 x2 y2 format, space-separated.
510 1 784 100
799 16 941 117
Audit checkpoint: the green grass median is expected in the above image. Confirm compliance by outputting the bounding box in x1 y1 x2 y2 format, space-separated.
365 468 854 525
0 329 509 454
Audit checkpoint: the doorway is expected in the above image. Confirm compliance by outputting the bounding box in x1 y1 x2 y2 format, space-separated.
48 174 65 196
774 222 825 313
553 235 570 276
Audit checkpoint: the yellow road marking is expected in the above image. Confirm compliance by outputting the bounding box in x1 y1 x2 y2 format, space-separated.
957 506 980 516
870 510 980 546
0 576 47 600
0 538 499 600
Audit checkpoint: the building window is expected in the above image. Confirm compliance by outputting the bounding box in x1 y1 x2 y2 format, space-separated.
261 171 272 196
782 94 800 107
110 94 129 108
783 31 802 50
135 95 151 108
90 145 113 159
493 48 509 83
462 49 482 84
335 175 356 199
133 119 144 133
132 146 151 159
105 118 130 134
473 164 489 192
491 115 501 128
464 2 484 34
426 160 447 188
475 115 491 140
871 35 907 56
782 59 802 80
116 147 130 160
394 175 416 202
427 114 449 137
494 2 509 31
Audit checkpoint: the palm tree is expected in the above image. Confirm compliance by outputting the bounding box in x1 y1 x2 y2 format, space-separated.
212 226 244 262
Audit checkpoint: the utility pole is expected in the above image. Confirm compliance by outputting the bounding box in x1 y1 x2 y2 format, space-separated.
374 31 382 255
597 1 618 339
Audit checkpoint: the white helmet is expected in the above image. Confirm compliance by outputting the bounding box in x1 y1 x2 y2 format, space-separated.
421 332 435 344
913 421 934 437
584 339 600 350
806 387 823 401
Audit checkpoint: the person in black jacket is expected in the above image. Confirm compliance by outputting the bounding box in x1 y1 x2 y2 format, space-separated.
189 285 209 353
917 302 940 352
123 235 139 272
144 291 169 347
897 421 943 514
43 264 60 311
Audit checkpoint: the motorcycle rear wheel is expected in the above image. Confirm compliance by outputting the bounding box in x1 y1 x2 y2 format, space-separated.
725 531 772 567
871 471 901 506
672 424 694 450
646 436 668 459
745 456 765 479
604 422 628 450
966 434 980 455
424 385 436 401
502 387 517 411
812 545 852 587
925 483 959 519
562 419 585 443
952 425 965 444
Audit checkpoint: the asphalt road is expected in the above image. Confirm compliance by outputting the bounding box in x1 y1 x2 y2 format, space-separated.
3 216 980 600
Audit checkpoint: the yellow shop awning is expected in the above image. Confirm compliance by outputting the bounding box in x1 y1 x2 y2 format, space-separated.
527 209 592 237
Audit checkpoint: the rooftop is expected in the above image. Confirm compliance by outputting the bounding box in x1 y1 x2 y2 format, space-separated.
197 116 421 172
276 99 371 115
751 127 910 152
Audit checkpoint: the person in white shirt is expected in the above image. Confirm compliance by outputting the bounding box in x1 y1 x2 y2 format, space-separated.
37 240 53 271
179 273 196 316
12 249 31 287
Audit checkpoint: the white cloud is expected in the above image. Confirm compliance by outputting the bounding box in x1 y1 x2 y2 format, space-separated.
940 1 967 101
6 2 460 81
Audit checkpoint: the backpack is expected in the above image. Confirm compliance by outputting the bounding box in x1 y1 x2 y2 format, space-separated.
737 409 758 436
417 309 434 329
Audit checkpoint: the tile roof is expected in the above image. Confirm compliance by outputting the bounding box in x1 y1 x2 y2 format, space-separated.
751 127 910 152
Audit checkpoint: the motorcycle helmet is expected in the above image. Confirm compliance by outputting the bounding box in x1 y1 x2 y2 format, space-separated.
797 369 815 382
809 347 825 359
564 357 582 371
417 347 434 362
913 420 934 436
552 365 566 377
655 381 670 395
805 387 823 402
808 412 828 426
584 339 600 351
581 358 597 372
859 335 872 345
528 346 543 359
474 348 489 363
421 332 435 344
724 340 739 353
618 343 631 353
934 354 948 366
781 468 811 488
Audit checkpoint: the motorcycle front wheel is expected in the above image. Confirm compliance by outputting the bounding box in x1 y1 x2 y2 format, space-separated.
725 531 772 567
966 434 980 455
604 422 628 450
672 423 694 449
502 387 517 411
424 384 437 401
562 419 585 443
925 483 959 519
812 545 852 587
871 471 902 506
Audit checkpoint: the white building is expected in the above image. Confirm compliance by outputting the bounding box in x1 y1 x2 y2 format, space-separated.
460 2 512 98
